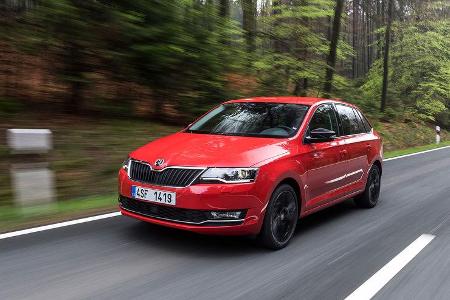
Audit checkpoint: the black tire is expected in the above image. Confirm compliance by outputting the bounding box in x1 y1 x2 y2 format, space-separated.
354 165 381 208
258 184 299 250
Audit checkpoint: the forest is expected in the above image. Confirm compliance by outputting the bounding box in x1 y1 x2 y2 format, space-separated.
0 0 449 227
0 0 448 126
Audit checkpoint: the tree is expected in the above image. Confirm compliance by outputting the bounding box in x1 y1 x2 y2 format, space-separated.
219 0 229 18
361 1 449 120
380 0 393 112
257 0 335 96
14 0 115 113
323 0 345 98
242 0 257 55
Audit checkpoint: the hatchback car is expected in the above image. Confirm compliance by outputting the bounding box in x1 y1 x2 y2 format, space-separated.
118 97 382 249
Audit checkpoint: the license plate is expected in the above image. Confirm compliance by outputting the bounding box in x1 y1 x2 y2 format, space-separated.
131 186 176 206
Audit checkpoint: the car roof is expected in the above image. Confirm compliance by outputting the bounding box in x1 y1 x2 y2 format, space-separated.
225 96 353 107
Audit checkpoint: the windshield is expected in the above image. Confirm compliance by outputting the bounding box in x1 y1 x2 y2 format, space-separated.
187 103 309 138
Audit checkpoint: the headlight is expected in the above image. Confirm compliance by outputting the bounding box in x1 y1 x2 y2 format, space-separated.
122 157 130 172
199 168 258 183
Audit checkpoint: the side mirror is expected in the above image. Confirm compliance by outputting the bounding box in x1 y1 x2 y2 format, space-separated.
305 128 336 143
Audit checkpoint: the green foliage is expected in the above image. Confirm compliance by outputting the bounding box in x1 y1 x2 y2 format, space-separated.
256 0 341 96
10 0 246 115
117 0 246 113
3 0 448 122
360 19 450 121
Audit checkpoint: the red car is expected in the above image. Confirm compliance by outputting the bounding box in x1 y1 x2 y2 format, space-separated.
118 97 383 249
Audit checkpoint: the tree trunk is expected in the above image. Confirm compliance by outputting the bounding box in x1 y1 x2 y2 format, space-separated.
380 0 393 112
219 0 229 18
376 0 381 59
64 44 85 114
352 0 358 78
67 80 83 114
242 0 257 54
272 0 283 52
323 0 345 98
294 78 308 96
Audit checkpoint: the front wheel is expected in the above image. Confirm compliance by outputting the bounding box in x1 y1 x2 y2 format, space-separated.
258 184 299 250
354 165 381 208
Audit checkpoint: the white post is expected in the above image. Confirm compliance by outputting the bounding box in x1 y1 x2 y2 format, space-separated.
435 125 441 145
7 129 55 207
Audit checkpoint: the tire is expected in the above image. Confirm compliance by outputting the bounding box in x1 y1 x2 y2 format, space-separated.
354 164 381 208
258 184 299 250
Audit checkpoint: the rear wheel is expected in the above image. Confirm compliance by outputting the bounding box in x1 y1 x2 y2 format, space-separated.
354 165 381 208
259 184 298 250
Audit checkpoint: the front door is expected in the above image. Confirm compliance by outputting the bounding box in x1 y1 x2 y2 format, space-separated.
302 104 347 210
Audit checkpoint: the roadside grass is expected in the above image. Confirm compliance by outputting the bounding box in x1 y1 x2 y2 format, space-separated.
384 141 450 159
373 121 448 152
0 113 180 205
0 195 116 233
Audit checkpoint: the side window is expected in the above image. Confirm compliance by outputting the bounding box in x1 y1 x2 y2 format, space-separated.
307 104 339 136
355 109 372 133
351 108 366 133
335 104 363 135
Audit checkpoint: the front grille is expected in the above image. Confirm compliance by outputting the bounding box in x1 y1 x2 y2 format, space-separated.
129 160 204 187
119 196 246 226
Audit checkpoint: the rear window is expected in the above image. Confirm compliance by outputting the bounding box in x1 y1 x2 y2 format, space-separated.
355 109 372 133
335 104 365 135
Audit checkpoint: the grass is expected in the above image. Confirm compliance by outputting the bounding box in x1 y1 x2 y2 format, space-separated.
384 140 450 159
0 113 180 205
373 121 448 152
0 195 116 233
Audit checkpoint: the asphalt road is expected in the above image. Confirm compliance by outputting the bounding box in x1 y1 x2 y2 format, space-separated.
1 148 449 300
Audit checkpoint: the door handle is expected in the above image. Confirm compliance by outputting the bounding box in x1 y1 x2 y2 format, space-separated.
340 150 348 160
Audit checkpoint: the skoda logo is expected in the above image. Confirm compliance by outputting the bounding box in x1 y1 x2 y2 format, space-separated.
155 159 165 167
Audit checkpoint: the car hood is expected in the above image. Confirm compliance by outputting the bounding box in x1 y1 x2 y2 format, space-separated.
130 132 290 168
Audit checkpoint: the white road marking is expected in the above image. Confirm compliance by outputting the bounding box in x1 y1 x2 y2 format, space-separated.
1 145 449 240
384 145 450 161
345 234 435 300
0 212 121 240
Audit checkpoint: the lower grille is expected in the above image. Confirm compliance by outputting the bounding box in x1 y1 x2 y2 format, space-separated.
119 195 246 226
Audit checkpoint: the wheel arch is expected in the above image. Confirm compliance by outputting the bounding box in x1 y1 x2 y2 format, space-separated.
275 177 304 215
373 159 382 176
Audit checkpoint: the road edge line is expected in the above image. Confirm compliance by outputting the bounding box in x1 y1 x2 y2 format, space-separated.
384 145 450 161
344 234 435 300
0 212 121 240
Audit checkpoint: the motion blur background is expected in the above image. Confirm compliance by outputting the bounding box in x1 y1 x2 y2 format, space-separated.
0 0 448 231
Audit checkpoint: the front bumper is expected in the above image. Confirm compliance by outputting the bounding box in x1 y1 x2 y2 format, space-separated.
118 169 266 235
119 195 247 226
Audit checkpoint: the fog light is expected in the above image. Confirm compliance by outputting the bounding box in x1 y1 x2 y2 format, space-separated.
209 211 243 220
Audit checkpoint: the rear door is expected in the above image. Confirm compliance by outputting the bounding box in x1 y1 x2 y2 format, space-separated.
302 104 348 209
334 104 369 190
